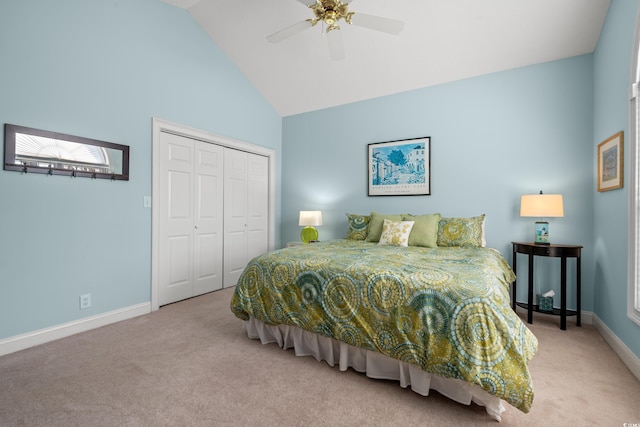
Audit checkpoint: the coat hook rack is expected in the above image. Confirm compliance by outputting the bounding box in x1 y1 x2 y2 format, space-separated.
4 124 129 181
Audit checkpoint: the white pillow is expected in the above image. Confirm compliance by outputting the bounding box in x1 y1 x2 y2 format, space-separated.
378 219 415 247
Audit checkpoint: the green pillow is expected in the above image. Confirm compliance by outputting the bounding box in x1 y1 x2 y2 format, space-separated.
365 212 403 242
437 214 486 247
402 213 441 247
345 213 370 240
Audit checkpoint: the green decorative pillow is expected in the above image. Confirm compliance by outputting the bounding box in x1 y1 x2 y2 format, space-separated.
365 212 403 242
345 213 371 240
378 219 415 247
402 213 441 247
437 214 486 247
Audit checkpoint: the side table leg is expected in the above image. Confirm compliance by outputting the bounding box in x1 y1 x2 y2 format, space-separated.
512 248 517 310
561 257 567 330
527 254 534 324
577 256 581 327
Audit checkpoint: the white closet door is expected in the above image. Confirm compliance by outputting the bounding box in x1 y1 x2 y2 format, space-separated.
158 133 223 305
247 153 269 261
159 132 195 305
193 141 224 295
223 149 269 287
224 149 249 287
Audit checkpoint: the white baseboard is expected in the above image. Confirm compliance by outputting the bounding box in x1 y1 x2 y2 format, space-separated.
580 310 593 325
592 313 640 382
0 303 151 357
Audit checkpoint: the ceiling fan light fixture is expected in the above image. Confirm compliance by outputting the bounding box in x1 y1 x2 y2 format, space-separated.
324 10 337 26
311 0 353 28
267 0 404 59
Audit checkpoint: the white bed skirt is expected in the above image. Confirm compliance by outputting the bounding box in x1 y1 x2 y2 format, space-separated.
244 317 505 422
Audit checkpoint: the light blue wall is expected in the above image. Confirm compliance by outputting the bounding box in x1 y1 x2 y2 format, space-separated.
0 0 282 339
283 55 594 314
593 0 640 358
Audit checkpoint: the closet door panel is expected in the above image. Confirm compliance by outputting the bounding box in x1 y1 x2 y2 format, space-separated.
193 141 224 295
167 235 191 296
159 132 195 305
224 149 249 287
247 154 269 260
194 234 218 291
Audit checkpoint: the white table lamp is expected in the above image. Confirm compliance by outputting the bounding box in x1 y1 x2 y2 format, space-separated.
520 191 564 245
299 210 322 244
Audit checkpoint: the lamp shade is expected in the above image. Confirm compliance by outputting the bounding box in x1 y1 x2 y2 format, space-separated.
299 210 323 226
520 193 564 218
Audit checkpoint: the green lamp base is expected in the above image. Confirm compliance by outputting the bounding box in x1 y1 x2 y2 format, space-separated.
300 226 318 244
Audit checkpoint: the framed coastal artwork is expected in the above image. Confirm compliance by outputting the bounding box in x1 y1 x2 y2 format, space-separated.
368 137 431 196
597 131 623 192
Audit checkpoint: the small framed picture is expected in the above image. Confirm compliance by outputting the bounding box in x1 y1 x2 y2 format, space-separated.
368 137 430 196
597 131 624 192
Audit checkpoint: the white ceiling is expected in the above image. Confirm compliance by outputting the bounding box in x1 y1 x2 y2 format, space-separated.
162 0 611 117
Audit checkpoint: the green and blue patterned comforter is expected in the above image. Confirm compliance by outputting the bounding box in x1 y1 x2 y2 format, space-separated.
230 240 537 412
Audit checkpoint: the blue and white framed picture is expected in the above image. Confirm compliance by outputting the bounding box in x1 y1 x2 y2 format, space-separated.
597 131 623 192
368 137 430 196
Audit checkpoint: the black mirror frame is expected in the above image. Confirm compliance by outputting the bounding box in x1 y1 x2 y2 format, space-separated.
4 124 130 181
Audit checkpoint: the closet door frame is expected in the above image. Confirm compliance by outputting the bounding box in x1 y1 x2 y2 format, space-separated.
151 118 276 312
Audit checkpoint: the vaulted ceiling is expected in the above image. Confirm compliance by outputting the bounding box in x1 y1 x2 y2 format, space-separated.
162 0 611 117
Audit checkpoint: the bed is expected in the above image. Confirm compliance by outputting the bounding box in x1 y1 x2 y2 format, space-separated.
230 214 537 421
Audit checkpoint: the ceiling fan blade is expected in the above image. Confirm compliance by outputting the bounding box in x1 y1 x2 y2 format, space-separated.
297 0 317 6
327 29 346 61
350 12 404 35
267 20 314 43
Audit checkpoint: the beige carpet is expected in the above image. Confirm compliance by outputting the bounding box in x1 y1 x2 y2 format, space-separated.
1 287 639 426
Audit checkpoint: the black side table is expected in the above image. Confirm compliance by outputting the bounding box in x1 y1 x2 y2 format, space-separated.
511 242 583 330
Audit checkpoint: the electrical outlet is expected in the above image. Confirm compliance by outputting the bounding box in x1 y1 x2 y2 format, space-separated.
80 293 91 310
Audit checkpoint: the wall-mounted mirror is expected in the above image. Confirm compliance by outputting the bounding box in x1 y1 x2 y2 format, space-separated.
4 124 129 180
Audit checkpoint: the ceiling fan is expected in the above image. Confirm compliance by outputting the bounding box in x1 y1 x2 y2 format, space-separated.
267 0 404 61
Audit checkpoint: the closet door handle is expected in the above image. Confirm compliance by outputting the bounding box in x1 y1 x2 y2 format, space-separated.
195 225 198 229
